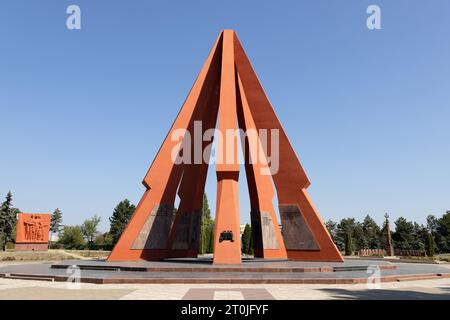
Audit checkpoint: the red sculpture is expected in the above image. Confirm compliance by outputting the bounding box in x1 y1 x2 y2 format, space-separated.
15 213 51 251
108 30 343 263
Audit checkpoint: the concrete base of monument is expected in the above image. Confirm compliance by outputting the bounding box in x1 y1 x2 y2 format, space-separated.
1 258 449 284
50 258 398 273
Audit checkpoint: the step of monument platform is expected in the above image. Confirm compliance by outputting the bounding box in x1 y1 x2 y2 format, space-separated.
2 261 450 285
50 259 397 274
1 273 55 282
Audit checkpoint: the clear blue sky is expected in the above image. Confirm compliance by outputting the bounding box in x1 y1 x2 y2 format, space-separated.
1 1 449 232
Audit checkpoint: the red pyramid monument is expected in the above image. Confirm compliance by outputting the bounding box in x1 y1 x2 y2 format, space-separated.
108 30 343 263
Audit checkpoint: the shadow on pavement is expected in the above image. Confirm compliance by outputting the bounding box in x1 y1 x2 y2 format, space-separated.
319 287 450 300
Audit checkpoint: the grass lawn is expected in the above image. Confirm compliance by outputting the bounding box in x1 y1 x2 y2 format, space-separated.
436 253 450 262
0 250 72 262
0 249 110 261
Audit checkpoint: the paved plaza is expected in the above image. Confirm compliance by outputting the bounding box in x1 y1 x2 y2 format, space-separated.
0 260 450 299
0 275 449 300
1 258 450 284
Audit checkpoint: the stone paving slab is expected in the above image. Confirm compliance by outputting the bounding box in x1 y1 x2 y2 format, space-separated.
0 277 449 300
1 260 450 284
182 288 275 300
0 287 133 300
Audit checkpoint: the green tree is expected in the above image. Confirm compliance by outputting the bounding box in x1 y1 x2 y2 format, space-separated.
393 217 415 250
9 208 20 244
436 211 450 252
426 233 436 257
380 218 392 250
0 191 18 250
426 215 439 235
81 215 101 247
392 218 427 251
206 223 214 253
362 215 381 249
326 219 344 251
94 232 113 249
353 222 368 250
59 226 85 249
412 222 427 251
199 194 214 254
337 218 357 252
109 199 136 245
344 232 353 256
50 208 63 247
337 218 356 237
241 223 252 254
325 219 339 246
248 226 254 255
201 223 215 254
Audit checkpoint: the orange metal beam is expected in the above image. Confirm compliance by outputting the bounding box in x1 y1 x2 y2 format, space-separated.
213 30 241 264
108 30 343 264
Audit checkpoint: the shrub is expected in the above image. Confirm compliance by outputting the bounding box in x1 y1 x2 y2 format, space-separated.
345 232 353 256
426 233 436 257
58 226 85 249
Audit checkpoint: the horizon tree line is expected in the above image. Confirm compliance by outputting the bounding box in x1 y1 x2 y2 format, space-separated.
325 212 450 256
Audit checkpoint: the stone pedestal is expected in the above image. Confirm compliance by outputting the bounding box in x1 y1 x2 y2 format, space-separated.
14 213 51 252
